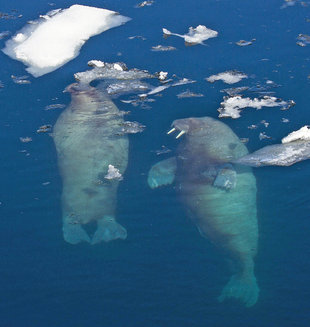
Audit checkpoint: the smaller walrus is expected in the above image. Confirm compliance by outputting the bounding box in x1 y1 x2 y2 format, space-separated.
148 116 310 307
53 81 128 245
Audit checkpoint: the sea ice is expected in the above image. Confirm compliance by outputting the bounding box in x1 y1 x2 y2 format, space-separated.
282 126 310 143
2 5 130 77
105 165 123 181
206 70 247 84
151 45 176 51
162 25 218 45
218 95 290 119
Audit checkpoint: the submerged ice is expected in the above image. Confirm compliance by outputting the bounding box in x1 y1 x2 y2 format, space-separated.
2 5 130 77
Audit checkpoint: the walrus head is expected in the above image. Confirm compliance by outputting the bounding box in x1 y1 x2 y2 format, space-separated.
168 116 218 139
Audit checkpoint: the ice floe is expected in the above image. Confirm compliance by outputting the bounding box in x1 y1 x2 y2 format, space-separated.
151 45 176 51
172 78 196 87
105 165 123 180
218 95 292 119
282 126 310 143
206 70 248 84
162 25 218 45
135 1 154 8
75 60 154 85
2 5 130 77
45 103 66 110
0 31 10 40
11 75 31 84
120 121 145 134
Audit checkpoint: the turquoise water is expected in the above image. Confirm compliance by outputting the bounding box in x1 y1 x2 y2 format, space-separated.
1 0 310 326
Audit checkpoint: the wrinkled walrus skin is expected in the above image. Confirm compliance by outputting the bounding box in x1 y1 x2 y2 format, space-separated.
148 117 259 307
53 83 128 245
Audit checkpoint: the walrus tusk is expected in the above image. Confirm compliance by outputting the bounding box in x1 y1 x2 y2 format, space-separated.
176 130 186 139
167 127 176 134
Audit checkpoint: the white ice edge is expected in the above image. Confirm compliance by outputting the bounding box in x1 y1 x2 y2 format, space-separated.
282 126 310 143
2 5 130 77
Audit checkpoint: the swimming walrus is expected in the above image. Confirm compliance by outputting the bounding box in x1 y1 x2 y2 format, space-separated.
53 82 128 245
148 117 259 306
148 116 310 306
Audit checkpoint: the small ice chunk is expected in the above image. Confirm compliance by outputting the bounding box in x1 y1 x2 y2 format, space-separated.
11 75 31 84
162 25 218 45
135 1 154 8
236 39 256 46
151 45 176 51
19 136 32 143
206 70 247 84
218 95 291 119
128 35 146 40
261 120 269 127
37 124 52 133
157 71 168 81
177 90 204 98
282 118 290 123
221 86 249 96
296 34 310 47
0 31 10 39
172 78 196 86
106 80 150 96
139 84 170 97
259 132 271 140
105 165 123 180
2 5 130 77
88 60 105 68
282 126 310 143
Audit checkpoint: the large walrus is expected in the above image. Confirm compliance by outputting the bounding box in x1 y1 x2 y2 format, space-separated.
53 82 128 245
148 117 259 306
148 116 310 306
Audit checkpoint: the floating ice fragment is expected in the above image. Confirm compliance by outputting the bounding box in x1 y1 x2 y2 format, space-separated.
282 118 290 123
218 95 291 119
221 86 249 96
11 75 31 84
236 39 256 46
128 35 146 40
151 45 176 51
2 5 130 77
105 165 123 180
162 25 218 45
19 136 32 143
206 70 247 84
296 34 310 47
172 78 196 86
259 132 271 140
157 71 168 81
75 61 154 85
139 84 170 98
177 90 204 98
0 31 10 39
135 1 154 8
282 126 310 143
37 124 52 133
106 80 150 96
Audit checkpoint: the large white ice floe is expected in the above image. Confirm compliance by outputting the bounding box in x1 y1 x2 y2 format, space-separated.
2 5 130 77
162 25 218 45
206 70 248 84
218 95 292 119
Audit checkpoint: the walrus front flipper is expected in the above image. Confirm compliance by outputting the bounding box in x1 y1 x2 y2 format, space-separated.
218 273 259 307
147 157 177 189
91 216 127 244
63 222 91 244
213 164 237 190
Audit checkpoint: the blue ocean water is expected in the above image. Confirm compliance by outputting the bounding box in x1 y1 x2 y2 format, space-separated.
1 0 310 326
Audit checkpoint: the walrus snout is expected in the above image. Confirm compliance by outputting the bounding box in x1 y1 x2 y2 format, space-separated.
168 117 216 138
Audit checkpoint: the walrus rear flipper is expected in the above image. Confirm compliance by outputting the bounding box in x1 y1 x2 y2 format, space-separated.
91 216 127 245
63 222 91 244
218 273 259 307
147 157 177 189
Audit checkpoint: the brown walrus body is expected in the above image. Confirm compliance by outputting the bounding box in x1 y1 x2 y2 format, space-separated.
148 117 259 307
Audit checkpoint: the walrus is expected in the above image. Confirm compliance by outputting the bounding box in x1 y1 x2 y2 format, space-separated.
148 116 310 306
148 117 259 306
53 82 128 245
